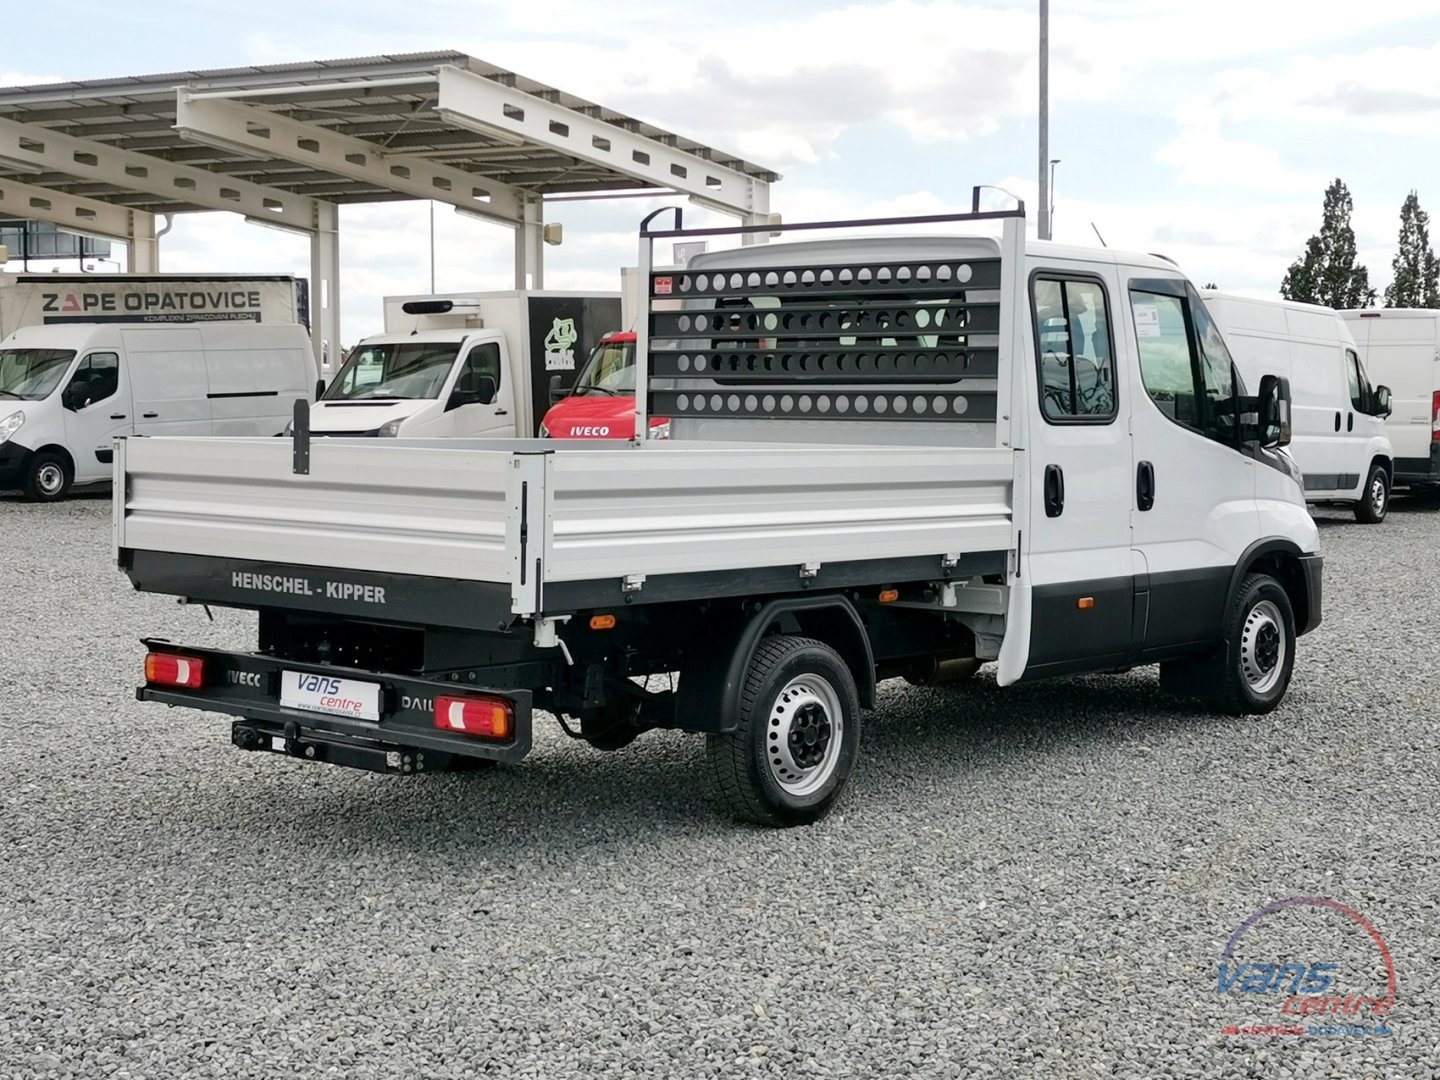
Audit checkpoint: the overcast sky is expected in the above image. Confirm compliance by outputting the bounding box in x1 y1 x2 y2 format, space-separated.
4 0 1440 344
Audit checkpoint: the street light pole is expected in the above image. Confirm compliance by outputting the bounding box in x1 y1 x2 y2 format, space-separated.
1038 0 1050 241
1049 158 1060 238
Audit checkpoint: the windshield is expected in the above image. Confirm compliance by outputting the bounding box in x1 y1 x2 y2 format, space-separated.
322 341 460 401
0 349 77 400
571 340 635 395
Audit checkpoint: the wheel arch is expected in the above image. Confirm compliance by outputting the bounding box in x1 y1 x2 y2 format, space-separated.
676 595 876 734
1228 538 1313 636
1369 451 1393 484
32 443 76 476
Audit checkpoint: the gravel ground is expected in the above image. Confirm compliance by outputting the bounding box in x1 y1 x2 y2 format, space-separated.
2 490 1439 1078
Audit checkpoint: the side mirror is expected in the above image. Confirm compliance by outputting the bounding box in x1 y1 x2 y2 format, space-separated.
548 373 565 403
446 374 497 411
61 383 86 411
315 378 326 400
1258 373 1292 449
1374 384 1392 418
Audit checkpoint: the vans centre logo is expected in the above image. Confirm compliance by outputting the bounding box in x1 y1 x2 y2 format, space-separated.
1216 897 1397 1038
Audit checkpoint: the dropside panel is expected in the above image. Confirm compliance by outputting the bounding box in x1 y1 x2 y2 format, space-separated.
120 436 515 583
541 443 1014 584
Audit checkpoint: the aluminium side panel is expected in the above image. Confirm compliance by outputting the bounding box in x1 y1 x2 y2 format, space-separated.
120 437 516 583
541 443 1014 583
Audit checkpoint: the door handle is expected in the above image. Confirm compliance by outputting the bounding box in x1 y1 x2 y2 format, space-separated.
110 413 126 420
1043 464 1065 518
494 408 509 416
1137 460 1156 512
1334 411 1341 432
1347 412 1354 432
142 412 159 418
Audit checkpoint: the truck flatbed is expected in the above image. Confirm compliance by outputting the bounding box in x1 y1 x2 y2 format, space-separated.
115 435 1014 620
116 196 1321 826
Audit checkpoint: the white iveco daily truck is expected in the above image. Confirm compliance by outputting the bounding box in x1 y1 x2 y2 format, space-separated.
114 195 1322 826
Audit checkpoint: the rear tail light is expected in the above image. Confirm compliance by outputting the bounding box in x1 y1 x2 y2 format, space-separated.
434 695 513 740
1432 391 1440 442
144 652 205 688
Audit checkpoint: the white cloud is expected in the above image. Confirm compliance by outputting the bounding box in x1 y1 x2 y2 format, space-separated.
0 71 61 86
1154 120 1325 194
1171 41 1440 136
9 0 1440 327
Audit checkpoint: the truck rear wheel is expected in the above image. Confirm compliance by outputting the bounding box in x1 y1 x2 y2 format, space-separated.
705 635 860 827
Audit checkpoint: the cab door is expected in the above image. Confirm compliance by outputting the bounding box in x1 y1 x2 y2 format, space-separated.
59 350 132 483
1024 265 1137 678
1125 280 1258 660
445 340 516 437
1344 346 1387 489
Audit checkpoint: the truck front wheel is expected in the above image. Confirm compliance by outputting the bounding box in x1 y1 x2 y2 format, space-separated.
1353 462 1389 524
1160 573 1296 715
705 635 860 827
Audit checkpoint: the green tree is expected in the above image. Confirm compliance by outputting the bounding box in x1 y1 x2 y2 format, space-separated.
1281 179 1377 308
1384 190 1440 308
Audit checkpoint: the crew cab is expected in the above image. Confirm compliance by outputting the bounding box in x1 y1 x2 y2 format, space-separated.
116 196 1321 827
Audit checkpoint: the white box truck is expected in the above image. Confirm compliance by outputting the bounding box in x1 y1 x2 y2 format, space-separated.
306 291 620 439
1340 308 1440 488
1204 292 1394 522
115 198 1321 826
0 274 307 339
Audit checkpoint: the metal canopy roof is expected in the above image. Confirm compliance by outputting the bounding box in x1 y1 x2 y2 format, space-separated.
0 51 779 367
0 50 779 215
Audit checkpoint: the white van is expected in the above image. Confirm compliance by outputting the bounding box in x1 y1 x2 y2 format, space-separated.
1340 308 1440 489
1204 292 1394 522
0 321 313 500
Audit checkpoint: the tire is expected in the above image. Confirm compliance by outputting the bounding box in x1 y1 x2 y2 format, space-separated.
705 635 860 827
23 451 71 502
1353 463 1389 524
1214 574 1297 714
1160 574 1297 714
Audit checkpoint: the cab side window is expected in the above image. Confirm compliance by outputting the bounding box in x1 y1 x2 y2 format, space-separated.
1130 288 1239 447
1346 349 1368 412
65 352 120 408
455 343 501 396
1030 276 1117 422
